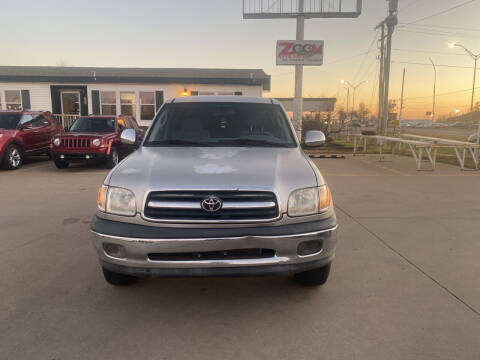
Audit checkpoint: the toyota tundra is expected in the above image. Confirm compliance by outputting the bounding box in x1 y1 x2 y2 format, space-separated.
91 96 337 286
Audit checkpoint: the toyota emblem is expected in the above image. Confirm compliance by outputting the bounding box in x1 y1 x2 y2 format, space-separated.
201 196 223 212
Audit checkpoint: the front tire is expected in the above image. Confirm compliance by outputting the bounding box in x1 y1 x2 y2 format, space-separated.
105 146 119 169
54 160 69 169
2 143 23 170
102 267 137 286
294 263 331 286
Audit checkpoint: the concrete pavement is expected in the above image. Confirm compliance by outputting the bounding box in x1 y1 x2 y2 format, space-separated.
0 155 479 360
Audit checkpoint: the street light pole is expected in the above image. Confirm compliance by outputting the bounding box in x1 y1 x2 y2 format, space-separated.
429 58 436 123
450 43 480 144
341 80 368 122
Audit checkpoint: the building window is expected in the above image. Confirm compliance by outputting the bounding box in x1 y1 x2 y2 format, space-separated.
5 90 22 110
139 91 155 120
190 91 199 96
234 91 243 96
120 92 135 116
100 91 116 115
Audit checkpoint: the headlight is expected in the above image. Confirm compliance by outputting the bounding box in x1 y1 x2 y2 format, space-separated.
53 138 61 146
287 185 331 217
92 138 101 147
97 185 136 216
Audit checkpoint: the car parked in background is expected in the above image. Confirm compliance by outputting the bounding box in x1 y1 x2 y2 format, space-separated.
0 111 62 170
50 115 144 169
468 133 479 143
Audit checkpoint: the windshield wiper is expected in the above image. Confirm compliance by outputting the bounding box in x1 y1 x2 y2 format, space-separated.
215 138 292 147
149 139 214 146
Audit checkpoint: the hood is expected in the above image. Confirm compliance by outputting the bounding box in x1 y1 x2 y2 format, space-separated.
107 146 321 213
59 132 115 138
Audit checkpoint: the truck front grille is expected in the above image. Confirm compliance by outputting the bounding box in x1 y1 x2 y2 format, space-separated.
61 138 91 148
144 191 279 222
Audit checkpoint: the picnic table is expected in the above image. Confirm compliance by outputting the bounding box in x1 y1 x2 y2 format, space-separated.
400 134 479 170
353 134 439 171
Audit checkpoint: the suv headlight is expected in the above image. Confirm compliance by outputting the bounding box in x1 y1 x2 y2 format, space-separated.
97 185 136 216
287 185 331 217
92 138 101 147
53 138 61 146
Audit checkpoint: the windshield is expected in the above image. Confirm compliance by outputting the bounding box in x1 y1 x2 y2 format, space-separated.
69 117 116 133
0 113 22 129
145 102 296 147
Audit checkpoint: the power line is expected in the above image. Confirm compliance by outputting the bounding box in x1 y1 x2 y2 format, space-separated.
392 48 469 56
392 85 480 101
392 60 474 69
398 22 480 32
396 29 480 40
397 0 429 14
402 0 477 25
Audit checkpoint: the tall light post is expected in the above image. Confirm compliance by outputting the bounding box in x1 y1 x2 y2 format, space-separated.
429 58 436 123
449 43 480 145
341 80 368 121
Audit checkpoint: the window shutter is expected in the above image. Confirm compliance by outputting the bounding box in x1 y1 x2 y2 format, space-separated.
21 90 31 110
91 90 100 115
155 91 164 111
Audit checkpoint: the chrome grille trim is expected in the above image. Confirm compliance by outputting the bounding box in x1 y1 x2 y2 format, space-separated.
143 191 280 222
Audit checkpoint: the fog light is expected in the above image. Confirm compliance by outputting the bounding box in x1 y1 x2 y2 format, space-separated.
103 243 126 258
60 154 64 159
297 240 323 256
85 155 90 159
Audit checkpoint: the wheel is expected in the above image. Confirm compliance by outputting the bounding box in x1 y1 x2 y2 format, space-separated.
2 143 23 170
54 160 69 169
294 263 331 286
102 267 137 286
105 146 119 169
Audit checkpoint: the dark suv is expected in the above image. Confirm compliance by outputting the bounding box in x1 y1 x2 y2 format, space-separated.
50 115 143 169
0 111 62 170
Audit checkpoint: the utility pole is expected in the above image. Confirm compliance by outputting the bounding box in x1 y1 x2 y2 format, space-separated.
382 0 398 135
376 22 385 132
429 58 436 123
293 0 305 140
398 67 405 123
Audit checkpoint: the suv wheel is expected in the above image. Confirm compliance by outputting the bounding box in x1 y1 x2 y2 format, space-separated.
2 143 23 170
54 160 69 169
102 267 137 286
294 263 331 286
105 146 119 169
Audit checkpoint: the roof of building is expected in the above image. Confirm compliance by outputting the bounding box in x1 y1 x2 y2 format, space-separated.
0 66 271 90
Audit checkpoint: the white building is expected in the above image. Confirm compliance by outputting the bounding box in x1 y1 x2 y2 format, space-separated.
0 66 270 126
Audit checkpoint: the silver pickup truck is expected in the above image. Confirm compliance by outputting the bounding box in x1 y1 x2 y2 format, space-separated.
91 96 337 286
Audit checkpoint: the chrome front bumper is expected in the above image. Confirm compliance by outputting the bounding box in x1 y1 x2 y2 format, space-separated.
90 223 337 277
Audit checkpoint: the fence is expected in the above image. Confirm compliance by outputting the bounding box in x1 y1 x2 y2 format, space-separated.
54 114 79 129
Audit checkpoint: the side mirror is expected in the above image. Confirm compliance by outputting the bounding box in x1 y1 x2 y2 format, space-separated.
64 126 69 132
121 129 137 145
305 130 326 147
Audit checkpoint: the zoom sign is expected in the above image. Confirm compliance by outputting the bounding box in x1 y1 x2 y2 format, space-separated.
276 40 324 65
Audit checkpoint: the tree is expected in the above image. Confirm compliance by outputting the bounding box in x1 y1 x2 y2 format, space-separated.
357 102 369 121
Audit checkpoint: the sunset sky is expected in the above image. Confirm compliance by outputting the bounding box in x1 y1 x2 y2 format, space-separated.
2 0 479 119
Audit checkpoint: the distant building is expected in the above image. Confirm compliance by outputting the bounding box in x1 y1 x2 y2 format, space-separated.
0 66 270 126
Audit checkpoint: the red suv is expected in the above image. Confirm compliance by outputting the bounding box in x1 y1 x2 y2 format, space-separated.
50 115 143 169
0 111 62 170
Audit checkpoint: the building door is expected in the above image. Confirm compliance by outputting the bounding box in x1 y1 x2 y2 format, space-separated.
61 91 81 115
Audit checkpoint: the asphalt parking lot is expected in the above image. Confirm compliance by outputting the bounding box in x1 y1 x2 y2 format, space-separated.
1 155 479 360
